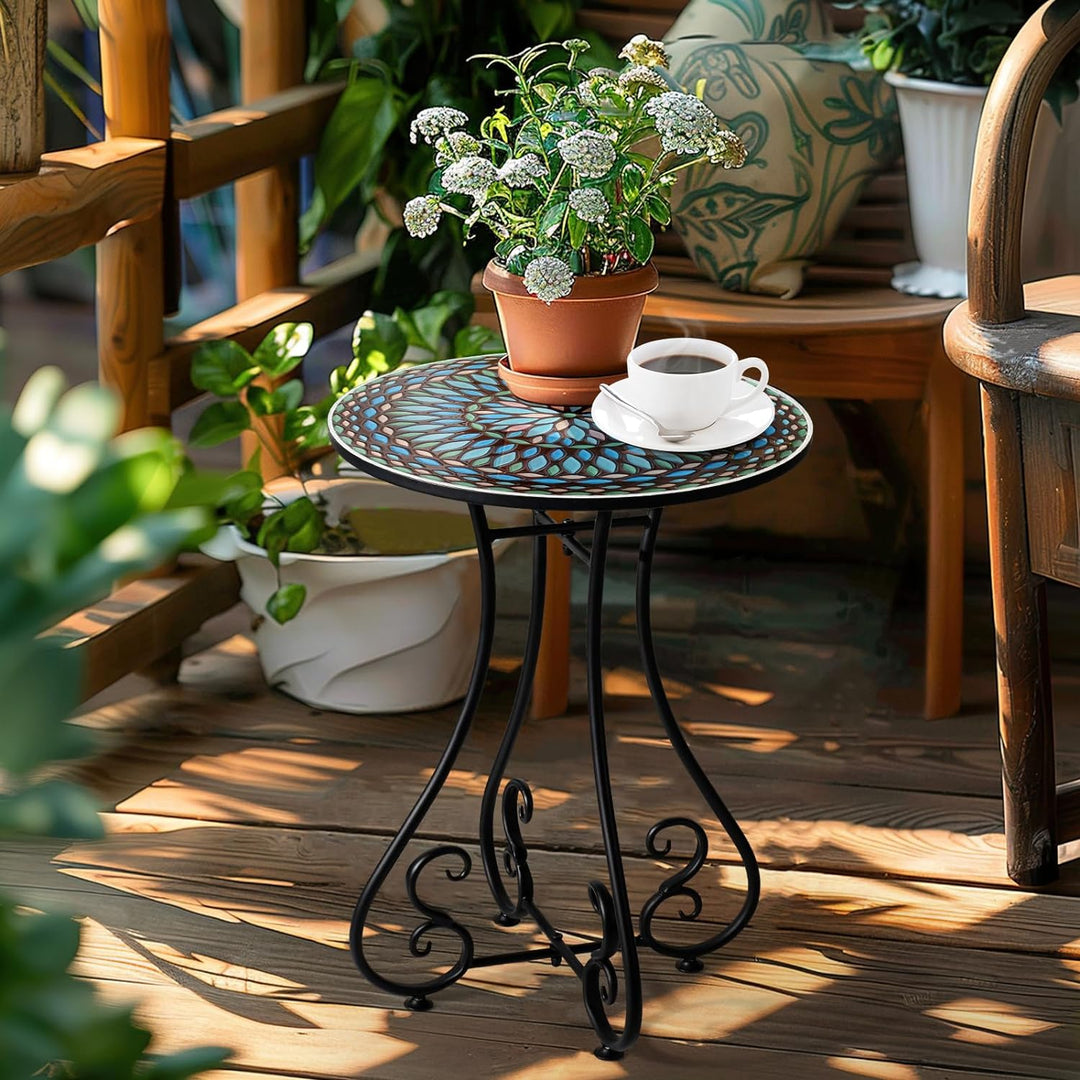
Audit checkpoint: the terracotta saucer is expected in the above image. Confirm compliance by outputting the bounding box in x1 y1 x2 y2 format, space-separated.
497 355 623 407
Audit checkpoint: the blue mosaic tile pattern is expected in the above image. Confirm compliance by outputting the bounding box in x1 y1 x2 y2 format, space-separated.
329 356 811 506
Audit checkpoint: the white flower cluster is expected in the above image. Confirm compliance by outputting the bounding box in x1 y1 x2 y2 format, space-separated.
557 130 616 178
403 196 443 238
644 91 720 155
705 129 749 169
409 106 469 145
569 186 609 223
442 155 498 198
618 64 668 90
522 255 576 303
619 34 669 69
434 130 481 166
498 154 547 188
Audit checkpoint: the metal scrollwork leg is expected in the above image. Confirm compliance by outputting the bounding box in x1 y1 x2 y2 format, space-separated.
635 507 761 973
583 511 642 1060
478 522 547 925
348 504 496 1011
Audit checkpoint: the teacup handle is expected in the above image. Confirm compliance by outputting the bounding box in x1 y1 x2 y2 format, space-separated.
732 357 769 402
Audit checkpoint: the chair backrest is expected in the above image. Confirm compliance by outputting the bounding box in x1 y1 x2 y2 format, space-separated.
967 0 1080 325
578 0 916 287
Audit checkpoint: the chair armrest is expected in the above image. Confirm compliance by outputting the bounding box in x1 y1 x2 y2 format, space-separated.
968 0 1080 326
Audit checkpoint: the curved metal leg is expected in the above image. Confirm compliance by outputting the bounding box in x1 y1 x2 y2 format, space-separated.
348 503 497 1010
582 511 643 1061
479 520 547 924
634 507 761 972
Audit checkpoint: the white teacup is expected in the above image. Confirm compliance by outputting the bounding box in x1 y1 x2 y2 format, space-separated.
626 339 769 430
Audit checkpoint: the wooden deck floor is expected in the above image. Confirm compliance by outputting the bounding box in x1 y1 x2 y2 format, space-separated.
8 544 1080 1079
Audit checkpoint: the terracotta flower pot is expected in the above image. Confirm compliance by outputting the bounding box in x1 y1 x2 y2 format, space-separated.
482 260 659 388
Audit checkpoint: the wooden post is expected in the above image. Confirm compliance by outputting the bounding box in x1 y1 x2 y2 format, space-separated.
532 511 572 719
235 0 305 478
0 0 46 178
96 0 170 433
981 382 1057 886
923 347 965 719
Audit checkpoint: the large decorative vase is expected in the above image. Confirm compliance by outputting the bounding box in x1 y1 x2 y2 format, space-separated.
483 260 658 406
202 476 520 714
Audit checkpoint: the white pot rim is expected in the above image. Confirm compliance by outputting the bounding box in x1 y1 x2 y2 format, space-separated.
884 71 988 97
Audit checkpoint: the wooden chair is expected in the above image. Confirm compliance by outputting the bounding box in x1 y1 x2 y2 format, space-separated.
2 1 372 701
493 0 965 721
944 0 1080 886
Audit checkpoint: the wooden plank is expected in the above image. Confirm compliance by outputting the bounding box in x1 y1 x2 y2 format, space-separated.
0 139 165 276
149 250 378 418
96 0 171 434
8 823 1079 1077
44 559 240 702
171 82 345 199
0 0 46 177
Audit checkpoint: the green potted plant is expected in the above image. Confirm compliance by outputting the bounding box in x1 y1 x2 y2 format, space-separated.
401 34 748 404
192 297 518 715
0 365 229 1079
832 1 1080 296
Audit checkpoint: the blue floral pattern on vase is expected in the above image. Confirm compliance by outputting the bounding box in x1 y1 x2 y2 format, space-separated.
330 356 812 507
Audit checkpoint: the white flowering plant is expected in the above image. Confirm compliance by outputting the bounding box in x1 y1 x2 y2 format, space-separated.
402 35 748 303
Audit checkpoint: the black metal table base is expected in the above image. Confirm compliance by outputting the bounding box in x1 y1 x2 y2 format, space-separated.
348 507 760 1060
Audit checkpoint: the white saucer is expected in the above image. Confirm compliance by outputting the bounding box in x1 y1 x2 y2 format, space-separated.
590 379 776 453
891 260 967 299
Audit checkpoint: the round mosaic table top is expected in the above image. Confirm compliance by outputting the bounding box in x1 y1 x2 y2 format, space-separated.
329 355 812 510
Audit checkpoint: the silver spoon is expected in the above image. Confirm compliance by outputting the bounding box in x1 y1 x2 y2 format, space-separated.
598 383 716 443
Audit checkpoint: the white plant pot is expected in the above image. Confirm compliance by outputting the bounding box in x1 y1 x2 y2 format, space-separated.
886 73 1057 298
202 476 520 714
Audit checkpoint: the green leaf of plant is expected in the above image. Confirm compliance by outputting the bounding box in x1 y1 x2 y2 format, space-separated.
539 199 568 237
190 340 258 397
453 323 505 358
621 162 645 203
352 311 408 379
267 583 307 625
625 218 655 265
646 195 671 226
568 211 587 252
188 401 251 448
0 781 103 840
282 496 324 553
143 1046 234 1080
301 75 404 248
253 323 314 378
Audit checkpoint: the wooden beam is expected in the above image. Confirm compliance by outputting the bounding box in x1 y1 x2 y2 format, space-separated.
96 0 171 433
171 82 345 199
0 0 46 178
0 139 165 276
149 250 379 419
44 559 240 703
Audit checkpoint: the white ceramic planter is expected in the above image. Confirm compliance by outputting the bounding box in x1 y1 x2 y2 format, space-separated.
886 73 1057 298
202 476 518 714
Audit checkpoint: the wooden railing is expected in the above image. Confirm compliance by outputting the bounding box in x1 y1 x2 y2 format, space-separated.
2 0 374 700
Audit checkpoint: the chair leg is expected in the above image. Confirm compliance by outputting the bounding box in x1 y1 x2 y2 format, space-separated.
531 512 572 719
981 383 1058 886
924 350 965 718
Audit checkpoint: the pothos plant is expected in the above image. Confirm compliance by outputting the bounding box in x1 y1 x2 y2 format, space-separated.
401 34 748 302
188 293 502 623
834 1 1080 119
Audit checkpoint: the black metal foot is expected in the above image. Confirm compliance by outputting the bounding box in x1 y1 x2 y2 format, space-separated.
404 995 432 1011
676 957 704 974
594 1046 624 1061
493 912 520 926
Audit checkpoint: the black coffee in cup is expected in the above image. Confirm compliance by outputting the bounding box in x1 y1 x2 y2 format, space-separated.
639 354 727 375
